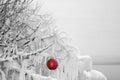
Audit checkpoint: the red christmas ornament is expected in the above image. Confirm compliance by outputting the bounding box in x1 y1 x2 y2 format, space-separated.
46 58 58 70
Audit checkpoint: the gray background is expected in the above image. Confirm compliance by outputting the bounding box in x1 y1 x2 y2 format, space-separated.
39 0 120 80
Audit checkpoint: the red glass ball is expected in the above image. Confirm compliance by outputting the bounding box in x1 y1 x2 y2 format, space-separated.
46 58 58 70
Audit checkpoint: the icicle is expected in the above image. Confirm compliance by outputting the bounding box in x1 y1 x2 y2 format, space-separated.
19 67 26 80
0 69 6 80
19 60 28 80
77 55 92 71
11 70 15 80
51 55 80 80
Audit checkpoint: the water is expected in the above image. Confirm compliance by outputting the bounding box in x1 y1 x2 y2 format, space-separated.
93 65 120 80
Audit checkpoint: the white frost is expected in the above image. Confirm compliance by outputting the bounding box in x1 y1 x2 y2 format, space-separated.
84 70 107 80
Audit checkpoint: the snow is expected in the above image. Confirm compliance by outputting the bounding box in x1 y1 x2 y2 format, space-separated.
84 70 107 80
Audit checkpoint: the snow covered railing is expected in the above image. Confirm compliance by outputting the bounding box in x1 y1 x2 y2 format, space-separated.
83 70 107 80
77 55 107 80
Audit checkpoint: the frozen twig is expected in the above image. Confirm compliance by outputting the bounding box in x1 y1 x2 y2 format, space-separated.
22 42 53 58
16 24 40 42
41 33 55 40
0 43 53 62
0 69 6 80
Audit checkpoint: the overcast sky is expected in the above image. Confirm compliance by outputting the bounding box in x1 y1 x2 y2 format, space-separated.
37 0 120 64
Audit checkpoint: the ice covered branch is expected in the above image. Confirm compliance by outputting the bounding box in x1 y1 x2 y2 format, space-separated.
16 24 40 42
22 43 53 58
0 43 53 62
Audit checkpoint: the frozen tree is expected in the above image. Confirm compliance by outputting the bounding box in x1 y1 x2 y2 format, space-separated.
0 0 107 80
